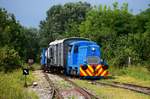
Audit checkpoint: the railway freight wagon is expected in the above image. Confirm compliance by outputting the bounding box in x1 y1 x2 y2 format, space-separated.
41 37 108 78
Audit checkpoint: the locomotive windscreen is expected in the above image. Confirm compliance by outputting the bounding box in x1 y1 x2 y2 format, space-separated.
87 56 100 64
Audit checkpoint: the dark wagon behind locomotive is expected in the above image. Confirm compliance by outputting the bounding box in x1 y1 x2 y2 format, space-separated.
41 37 109 78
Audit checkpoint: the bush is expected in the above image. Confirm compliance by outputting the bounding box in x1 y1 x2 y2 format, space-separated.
144 62 150 72
0 46 21 72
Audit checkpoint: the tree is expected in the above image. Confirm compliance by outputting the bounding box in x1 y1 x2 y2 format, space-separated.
79 2 150 66
0 8 25 57
39 2 91 47
0 8 40 65
22 27 40 61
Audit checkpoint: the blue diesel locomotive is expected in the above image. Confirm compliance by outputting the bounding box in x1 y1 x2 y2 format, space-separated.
41 37 108 78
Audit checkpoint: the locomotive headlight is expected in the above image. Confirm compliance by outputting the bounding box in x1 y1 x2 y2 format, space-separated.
92 47 96 51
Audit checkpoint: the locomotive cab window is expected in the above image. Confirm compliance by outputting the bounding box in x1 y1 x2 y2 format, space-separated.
68 45 72 52
74 46 78 53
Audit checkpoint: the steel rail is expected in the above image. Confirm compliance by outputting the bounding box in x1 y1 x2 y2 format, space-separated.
44 73 63 99
93 81 150 95
61 76 99 99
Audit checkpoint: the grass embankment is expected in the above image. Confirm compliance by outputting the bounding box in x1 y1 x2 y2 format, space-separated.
73 66 150 99
74 79 150 99
106 66 150 87
0 69 38 99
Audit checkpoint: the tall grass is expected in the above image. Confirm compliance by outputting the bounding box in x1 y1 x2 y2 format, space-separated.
0 69 38 99
108 65 150 86
109 65 150 80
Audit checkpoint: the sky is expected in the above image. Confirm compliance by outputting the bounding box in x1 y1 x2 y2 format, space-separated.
0 0 149 28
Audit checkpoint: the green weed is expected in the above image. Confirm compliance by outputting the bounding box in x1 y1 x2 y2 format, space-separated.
73 79 150 99
0 69 38 99
107 66 150 87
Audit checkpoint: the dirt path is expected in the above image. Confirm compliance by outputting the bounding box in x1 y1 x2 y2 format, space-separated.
28 70 52 99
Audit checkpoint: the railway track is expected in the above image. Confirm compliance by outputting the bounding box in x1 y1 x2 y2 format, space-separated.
61 76 99 99
91 81 150 95
44 71 150 99
44 72 99 99
44 73 63 99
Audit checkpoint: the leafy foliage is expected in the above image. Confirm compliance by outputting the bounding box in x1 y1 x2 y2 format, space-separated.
0 8 39 63
0 2 150 71
0 46 21 72
22 27 40 62
78 2 150 67
38 2 150 70
39 2 91 47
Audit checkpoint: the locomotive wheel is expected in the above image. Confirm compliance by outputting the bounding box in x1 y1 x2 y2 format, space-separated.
73 70 77 76
70 69 77 77
43 65 47 72
68 69 72 76
43 68 46 72
64 67 68 76
70 70 73 76
51 66 55 73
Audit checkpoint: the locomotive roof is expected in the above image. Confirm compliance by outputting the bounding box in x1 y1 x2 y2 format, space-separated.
49 37 89 45
70 40 97 45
